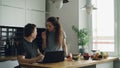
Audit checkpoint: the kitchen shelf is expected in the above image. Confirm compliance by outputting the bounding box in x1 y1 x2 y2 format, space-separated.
0 56 17 62
0 25 46 57
0 26 23 56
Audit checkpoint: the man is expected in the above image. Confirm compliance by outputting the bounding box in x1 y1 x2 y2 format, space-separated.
17 23 44 64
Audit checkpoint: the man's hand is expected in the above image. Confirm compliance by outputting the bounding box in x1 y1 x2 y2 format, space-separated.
37 54 44 62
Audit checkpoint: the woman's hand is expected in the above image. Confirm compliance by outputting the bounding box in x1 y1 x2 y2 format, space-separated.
41 31 46 40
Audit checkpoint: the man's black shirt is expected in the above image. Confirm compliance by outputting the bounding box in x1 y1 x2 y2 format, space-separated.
17 39 39 59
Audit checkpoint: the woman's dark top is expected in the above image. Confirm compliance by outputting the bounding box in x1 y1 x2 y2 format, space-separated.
17 39 39 59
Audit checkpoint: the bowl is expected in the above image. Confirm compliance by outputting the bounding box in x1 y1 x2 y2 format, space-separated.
83 56 90 60
72 54 80 61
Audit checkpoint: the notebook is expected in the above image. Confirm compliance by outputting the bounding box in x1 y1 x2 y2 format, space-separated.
39 51 65 63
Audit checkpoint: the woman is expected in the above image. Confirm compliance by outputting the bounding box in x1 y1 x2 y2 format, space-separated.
41 17 68 56
17 23 44 64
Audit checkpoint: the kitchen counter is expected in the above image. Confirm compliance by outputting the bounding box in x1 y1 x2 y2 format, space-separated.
20 57 118 68
0 56 17 61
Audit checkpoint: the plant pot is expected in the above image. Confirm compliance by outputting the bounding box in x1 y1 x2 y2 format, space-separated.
79 48 85 55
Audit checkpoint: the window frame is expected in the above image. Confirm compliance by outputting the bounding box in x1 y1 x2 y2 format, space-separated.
88 0 118 57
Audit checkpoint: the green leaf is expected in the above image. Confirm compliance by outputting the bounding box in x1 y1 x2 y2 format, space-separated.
72 25 89 47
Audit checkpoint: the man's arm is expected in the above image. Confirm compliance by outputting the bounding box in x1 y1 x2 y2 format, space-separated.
18 54 44 64
17 55 37 64
17 42 44 64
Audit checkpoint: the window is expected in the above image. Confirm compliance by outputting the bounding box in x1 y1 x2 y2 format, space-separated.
92 0 115 52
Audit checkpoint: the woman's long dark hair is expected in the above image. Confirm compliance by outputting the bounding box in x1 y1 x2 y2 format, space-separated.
46 17 63 46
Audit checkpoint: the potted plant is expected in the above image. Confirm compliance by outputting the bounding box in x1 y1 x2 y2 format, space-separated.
72 25 89 55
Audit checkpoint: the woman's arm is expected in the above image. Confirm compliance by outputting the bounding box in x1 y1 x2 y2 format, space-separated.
42 39 46 49
41 32 47 49
62 38 68 56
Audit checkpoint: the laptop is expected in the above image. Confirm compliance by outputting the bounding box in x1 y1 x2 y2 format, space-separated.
39 51 65 63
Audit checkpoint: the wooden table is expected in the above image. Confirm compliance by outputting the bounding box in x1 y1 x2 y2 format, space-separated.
20 57 118 68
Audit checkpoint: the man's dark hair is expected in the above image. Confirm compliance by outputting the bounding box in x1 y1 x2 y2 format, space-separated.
24 23 36 37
